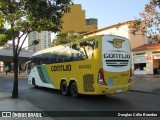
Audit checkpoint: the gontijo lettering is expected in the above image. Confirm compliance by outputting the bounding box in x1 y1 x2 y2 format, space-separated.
51 65 71 71
104 53 130 59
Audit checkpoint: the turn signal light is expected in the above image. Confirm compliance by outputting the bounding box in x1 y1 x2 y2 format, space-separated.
98 68 107 86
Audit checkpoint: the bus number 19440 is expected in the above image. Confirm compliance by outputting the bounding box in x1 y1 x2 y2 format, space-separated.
79 64 91 69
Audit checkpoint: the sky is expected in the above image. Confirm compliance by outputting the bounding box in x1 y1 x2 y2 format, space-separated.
73 0 150 29
24 0 150 48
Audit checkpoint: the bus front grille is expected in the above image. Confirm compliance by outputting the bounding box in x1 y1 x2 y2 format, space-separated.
105 60 129 66
83 74 95 92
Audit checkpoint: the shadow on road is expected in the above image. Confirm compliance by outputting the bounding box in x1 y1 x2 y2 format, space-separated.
31 86 131 106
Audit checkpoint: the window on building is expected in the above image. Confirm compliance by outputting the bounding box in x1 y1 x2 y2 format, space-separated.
134 63 146 71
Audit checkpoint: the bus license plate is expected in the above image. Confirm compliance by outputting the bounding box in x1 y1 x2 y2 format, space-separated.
116 89 122 93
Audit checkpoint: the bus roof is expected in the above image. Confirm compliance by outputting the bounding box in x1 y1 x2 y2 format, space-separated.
31 34 128 57
32 45 64 57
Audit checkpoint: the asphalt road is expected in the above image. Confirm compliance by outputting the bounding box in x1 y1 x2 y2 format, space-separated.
0 76 160 120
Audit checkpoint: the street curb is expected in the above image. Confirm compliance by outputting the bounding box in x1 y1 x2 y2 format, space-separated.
130 90 160 95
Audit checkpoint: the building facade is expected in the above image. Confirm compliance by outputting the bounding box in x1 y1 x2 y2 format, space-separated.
60 4 97 33
85 18 98 32
132 44 160 75
84 21 148 49
28 31 51 52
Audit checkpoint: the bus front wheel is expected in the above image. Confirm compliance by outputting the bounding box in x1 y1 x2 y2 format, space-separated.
70 82 78 97
60 81 69 96
32 78 38 88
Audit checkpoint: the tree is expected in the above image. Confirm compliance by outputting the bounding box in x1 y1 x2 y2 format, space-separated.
0 0 73 98
52 31 84 46
129 0 160 43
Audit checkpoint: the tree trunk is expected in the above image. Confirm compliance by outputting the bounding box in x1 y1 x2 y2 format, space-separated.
12 53 19 98
10 2 19 98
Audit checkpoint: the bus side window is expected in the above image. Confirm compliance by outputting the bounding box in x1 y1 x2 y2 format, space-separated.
32 56 39 65
79 40 95 59
95 41 98 49
38 55 43 65
31 63 34 69
51 58 56 63
70 53 75 61
48 53 53 64
41 54 45 64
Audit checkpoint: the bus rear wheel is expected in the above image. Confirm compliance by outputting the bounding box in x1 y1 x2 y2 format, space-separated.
60 81 69 96
70 82 78 97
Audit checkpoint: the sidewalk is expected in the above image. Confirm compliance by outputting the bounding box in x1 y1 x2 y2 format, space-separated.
0 72 28 78
0 72 54 119
131 74 160 94
0 92 54 119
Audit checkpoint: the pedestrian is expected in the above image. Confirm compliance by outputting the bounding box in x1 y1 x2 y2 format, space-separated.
4 66 9 75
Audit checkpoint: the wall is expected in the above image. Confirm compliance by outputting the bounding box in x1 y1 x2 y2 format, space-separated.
28 31 51 52
40 31 51 50
129 30 148 49
61 4 86 33
84 24 148 49
84 24 129 38
85 25 97 32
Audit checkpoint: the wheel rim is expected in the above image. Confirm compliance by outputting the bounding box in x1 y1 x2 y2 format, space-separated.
61 81 67 95
71 83 78 97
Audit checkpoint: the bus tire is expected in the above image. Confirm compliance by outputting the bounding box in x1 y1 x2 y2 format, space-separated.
32 78 38 88
70 82 78 97
60 80 69 96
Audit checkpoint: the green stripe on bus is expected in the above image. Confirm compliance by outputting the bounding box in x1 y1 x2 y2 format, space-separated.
41 65 53 84
37 66 47 83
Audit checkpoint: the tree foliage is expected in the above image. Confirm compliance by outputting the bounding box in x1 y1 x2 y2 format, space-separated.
52 32 84 46
0 27 12 45
129 0 160 43
0 0 73 98
0 0 73 47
